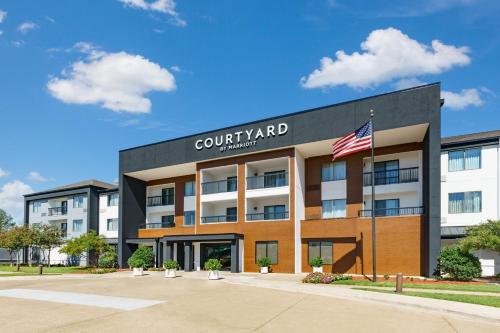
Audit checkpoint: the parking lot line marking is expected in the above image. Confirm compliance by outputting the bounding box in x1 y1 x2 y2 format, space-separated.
0 289 164 311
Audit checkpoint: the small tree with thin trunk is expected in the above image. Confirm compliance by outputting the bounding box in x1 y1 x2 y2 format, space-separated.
39 224 64 267
60 230 110 267
459 220 500 253
0 209 16 232
0 226 30 267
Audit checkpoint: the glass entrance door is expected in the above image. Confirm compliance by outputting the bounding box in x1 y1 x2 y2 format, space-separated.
200 243 231 271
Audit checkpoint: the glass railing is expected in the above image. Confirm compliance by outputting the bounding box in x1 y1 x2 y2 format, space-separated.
246 172 288 190
146 195 174 207
201 215 237 223
201 179 238 194
363 167 419 186
48 207 67 216
246 212 289 221
358 206 424 217
139 222 176 229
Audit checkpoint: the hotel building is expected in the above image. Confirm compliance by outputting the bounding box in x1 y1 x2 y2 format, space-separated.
119 83 442 276
23 180 118 265
441 131 500 276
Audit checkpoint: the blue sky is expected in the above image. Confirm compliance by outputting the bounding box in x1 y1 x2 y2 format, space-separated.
1 0 499 221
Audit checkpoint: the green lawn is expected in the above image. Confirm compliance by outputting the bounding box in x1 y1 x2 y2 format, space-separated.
0 265 89 274
353 288 500 308
332 279 500 293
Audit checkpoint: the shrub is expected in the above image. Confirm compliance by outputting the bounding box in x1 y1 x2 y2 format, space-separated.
383 274 389 280
434 246 482 281
98 251 118 268
204 258 222 271
164 259 178 270
89 268 116 274
302 272 352 284
256 257 272 268
309 256 323 267
127 246 155 269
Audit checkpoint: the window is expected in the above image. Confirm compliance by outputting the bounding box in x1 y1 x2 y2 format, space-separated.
72 219 83 232
61 222 68 237
375 199 400 216
264 205 286 220
308 241 333 265
184 211 195 226
107 218 118 231
448 148 481 172
322 199 346 218
449 191 482 214
33 201 42 213
184 181 196 197
255 241 278 265
264 170 287 187
107 193 119 206
322 161 346 182
226 207 237 222
226 176 238 192
73 195 84 208
374 160 399 185
162 187 175 205
161 215 175 226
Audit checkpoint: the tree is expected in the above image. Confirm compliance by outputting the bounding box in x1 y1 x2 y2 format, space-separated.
39 224 64 267
0 226 30 266
459 220 500 253
0 208 15 232
60 230 110 267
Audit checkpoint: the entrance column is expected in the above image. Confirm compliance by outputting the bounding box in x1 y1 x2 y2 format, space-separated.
230 239 239 273
184 242 193 272
164 241 173 260
158 241 164 267
152 240 159 268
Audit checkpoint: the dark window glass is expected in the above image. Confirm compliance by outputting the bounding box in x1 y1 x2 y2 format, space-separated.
255 241 278 265
308 241 333 265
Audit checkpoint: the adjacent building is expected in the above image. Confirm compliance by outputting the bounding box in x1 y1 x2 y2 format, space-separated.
441 131 500 276
118 83 442 276
23 180 117 265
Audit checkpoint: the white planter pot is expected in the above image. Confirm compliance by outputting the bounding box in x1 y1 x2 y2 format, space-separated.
208 270 220 280
260 266 269 274
133 267 144 276
313 266 323 273
165 269 176 278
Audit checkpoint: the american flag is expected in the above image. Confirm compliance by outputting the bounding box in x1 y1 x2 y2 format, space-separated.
332 121 372 160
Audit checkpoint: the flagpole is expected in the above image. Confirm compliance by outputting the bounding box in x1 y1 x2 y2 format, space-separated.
370 109 376 282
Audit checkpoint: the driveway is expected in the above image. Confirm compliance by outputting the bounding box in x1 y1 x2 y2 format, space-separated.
0 271 498 332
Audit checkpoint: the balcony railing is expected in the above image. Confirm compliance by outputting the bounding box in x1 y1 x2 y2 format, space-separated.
201 179 237 194
201 215 237 223
246 211 289 221
139 222 176 229
247 172 288 190
147 195 174 207
358 206 424 217
363 167 419 186
48 207 67 216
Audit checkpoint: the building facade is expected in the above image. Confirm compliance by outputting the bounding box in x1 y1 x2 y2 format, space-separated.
441 131 500 276
118 83 442 276
23 180 117 265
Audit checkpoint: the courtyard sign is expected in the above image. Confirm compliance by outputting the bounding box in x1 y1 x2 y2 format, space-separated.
195 123 288 153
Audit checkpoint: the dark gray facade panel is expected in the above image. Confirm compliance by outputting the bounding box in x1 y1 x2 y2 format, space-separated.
118 175 146 267
120 84 441 174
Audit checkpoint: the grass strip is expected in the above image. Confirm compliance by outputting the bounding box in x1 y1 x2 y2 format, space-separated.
332 279 500 293
353 288 500 308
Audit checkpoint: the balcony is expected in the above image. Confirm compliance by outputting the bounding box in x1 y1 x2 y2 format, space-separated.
246 211 289 221
201 214 237 224
363 167 419 186
147 195 174 207
139 221 176 229
48 207 67 216
201 179 237 194
246 172 288 190
358 206 424 217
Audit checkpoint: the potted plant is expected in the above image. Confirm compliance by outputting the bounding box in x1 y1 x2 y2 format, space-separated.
310 256 323 273
128 256 145 276
204 258 222 280
257 257 271 274
164 259 178 278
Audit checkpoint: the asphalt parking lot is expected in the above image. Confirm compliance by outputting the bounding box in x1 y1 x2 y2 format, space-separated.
0 271 498 332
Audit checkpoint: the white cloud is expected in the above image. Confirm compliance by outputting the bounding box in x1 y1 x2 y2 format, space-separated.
12 40 24 48
170 65 181 72
47 43 176 113
393 78 427 90
0 10 7 23
0 180 33 223
120 0 186 26
300 27 470 90
27 171 52 182
442 88 484 110
18 21 38 34
0 168 9 178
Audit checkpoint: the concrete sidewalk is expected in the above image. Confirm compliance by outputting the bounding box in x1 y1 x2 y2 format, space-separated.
180 271 500 322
